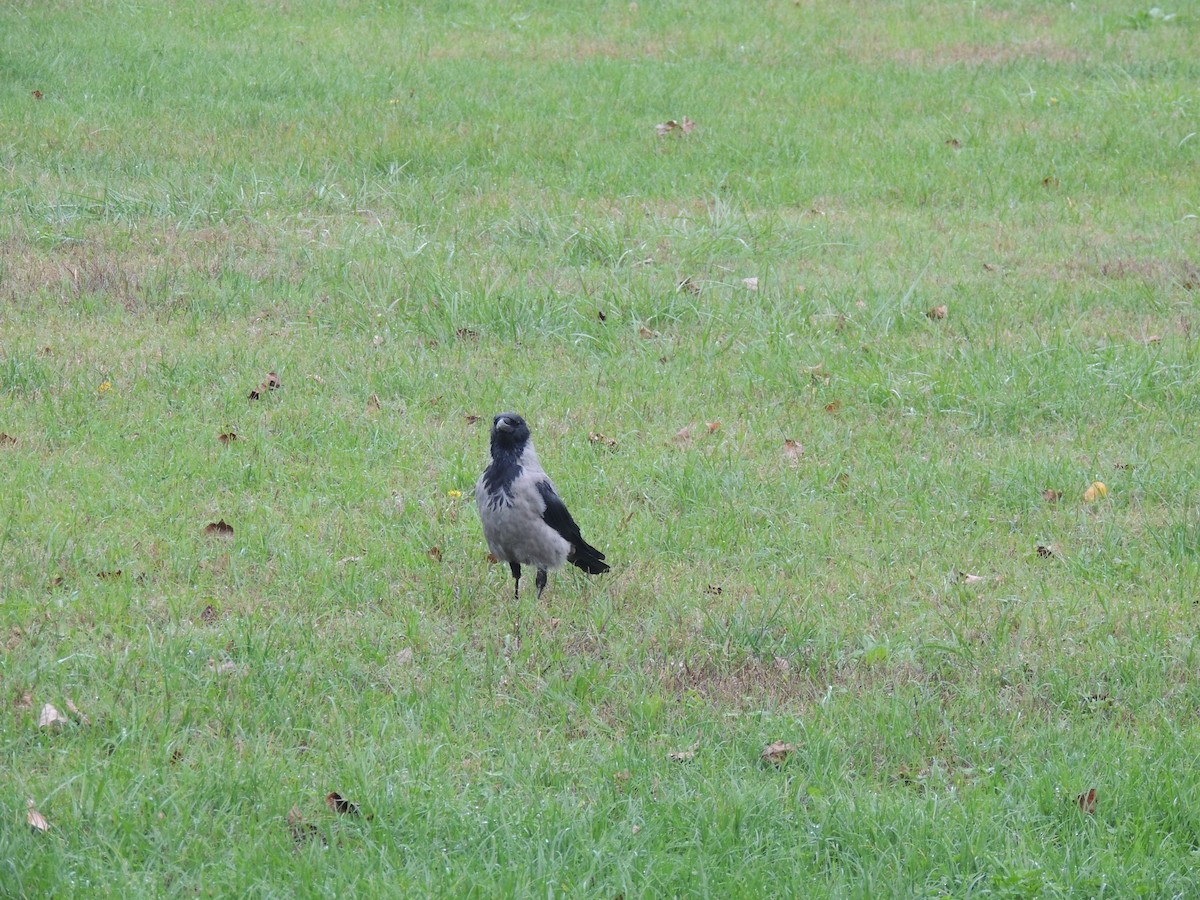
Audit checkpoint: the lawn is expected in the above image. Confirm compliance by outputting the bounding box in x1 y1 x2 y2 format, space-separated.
3 0 1200 896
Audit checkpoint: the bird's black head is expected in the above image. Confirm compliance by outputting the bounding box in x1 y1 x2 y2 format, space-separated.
490 412 531 455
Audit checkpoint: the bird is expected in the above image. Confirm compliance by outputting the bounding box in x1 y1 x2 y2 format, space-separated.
475 412 610 599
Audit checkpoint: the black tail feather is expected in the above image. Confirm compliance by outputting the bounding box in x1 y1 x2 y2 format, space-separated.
569 541 610 575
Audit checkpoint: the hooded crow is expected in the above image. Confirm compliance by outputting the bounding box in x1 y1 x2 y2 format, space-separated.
476 412 610 598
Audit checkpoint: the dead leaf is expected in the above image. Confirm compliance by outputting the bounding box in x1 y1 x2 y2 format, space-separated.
200 604 218 624
38 703 68 730
638 325 657 339
773 657 791 673
465 414 482 426
761 741 797 766
1042 176 1059 189
597 310 607 323
671 426 692 445
455 327 479 341
945 138 961 149
705 421 721 434
1036 544 1055 558
1083 481 1108 502
835 472 850 490
204 519 234 538
325 791 360 816
96 570 122 579
704 584 723 595
1076 788 1097 815
217 431 237 444
960 573 984 585
631 824 641 834
31 90 43 101
367 393 381 411
0 433 16 446
783 439 803 462
427 546 443 563
669 732 701 762
742 277 759 291
680 116 695 134
983 262 998 272
588 432 618 450
486 552 499 564
395 647 414 666
64 696 90 726
678 276 700 295
824 400 841 414
1143 335 1162 345
27 800 49 833
48 575 63 589
170 748 185 765
927 305 948 320
207 658 239 675
14 691 32 710
1042 489 1063 503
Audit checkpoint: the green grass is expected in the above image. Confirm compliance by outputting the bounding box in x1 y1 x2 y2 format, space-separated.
3 0 1200 895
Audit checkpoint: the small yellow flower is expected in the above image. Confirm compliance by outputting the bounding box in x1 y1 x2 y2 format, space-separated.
97 380 112 394
447 489 463 499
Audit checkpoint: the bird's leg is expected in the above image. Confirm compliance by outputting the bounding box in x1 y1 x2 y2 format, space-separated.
509 561 522 599
535 568 548 598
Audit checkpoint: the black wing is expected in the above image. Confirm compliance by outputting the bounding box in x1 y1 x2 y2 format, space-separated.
536 480 609 574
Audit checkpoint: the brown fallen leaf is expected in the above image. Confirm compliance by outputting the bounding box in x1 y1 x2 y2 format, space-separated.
597 310 607 323
217 431 237 444
14 691 33 710
455 328 479 341
742 277 759 291
761 741 797 766
927 305 948 320
669 732 701 762
773 657 791 673
704 584 723 595
588 432 618 450
1042 176 1059 189
64 696 90 726
170 748 185 765
824 400 841 414
27 799 49 833
1114 462 1134 472
1036 544 1055 559
638 325 657 339
983 262 999 272
1143 335 1162 345
427 546 443 563
48 575 64 589
200 604 218 624
960 573 984 585
465 414 482 425
945 138 961 149
835 472 851 490
31 90 44 101
678 276 701 295
325 791 360 816
367 393 381 411
38 703 68 730
394 647 414 666
705 421 721 434
486 552 499 564
783 439 803 461
680 116 695 134
655 117 695 137
1083 481 1108 502
1077 787 1097 814
1042 489 1063 503
96 570 122 579
0 433 16 446
204 519 234 538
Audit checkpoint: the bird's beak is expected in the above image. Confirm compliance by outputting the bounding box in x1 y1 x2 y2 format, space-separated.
495 416 514 433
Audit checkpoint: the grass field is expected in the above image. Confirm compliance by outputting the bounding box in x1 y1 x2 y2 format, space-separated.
3 0 1200 895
